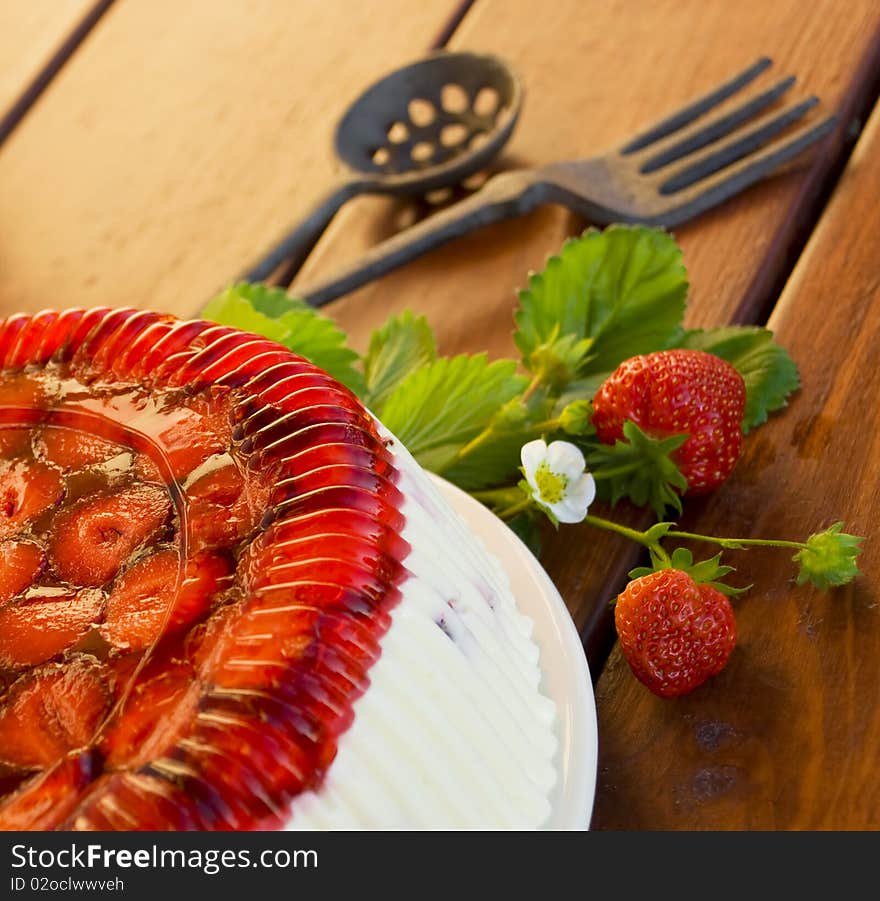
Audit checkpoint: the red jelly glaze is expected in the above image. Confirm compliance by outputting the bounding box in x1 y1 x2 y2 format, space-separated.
0 309 410 831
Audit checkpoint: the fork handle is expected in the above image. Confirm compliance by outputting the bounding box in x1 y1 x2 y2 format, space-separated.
297 170 541 307
241 175 376 284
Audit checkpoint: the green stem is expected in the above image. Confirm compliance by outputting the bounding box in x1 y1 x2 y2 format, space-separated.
520 372 543 403
583 513 672 566
497 497 533 520
665 530 807 551
472 487 522 505
582 514 654 547
438 415 562 476
589 461 642 480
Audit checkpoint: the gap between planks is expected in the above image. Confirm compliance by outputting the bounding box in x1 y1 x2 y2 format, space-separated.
0 0 117 147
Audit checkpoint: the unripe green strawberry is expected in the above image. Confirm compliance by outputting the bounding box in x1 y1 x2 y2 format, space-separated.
593 349 746 494
615 569 736 698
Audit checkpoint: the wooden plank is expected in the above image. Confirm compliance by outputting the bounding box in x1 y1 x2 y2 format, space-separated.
0 0 460 317
592 102 880 830
0 0 96 126
293 0 880 665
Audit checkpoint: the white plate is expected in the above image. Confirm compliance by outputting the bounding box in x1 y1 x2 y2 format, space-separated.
429 474 598 830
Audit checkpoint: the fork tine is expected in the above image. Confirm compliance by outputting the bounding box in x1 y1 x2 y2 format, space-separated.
659 97 820 194
660 115 837 220
639 76 796 173
621 57 772 154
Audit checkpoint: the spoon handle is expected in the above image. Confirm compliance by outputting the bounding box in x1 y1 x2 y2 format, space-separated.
296 170 543 307
240 176 374 283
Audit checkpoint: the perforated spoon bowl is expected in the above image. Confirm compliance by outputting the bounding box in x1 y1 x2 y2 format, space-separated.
242 50 522 283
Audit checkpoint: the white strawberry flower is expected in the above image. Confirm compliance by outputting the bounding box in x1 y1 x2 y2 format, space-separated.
520 439 596 524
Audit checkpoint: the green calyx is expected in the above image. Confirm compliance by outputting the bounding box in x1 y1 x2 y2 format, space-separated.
794 522 863 590
628 545 748 597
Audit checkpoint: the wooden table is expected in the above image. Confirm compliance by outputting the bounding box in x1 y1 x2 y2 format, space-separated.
1 0 879 830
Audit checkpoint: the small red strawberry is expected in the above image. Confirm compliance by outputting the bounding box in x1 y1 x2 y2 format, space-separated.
615 568 736 698
593 349 746 495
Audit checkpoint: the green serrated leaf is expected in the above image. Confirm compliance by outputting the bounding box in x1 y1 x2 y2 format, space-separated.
363 310 436 409
203 283 365 394
675 325 800 432
514 225 688 384
628 566 655 580
434 387 559 491
378 354 527 474
793 522 864 590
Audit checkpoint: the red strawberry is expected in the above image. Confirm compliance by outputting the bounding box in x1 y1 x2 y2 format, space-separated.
0 588 105 668
0 458 64 539
0 540 46 602
593 349 746 494
100 549 230 652
49 484 171 587
0 659 109 768
34 428 127 472
615 569 736 698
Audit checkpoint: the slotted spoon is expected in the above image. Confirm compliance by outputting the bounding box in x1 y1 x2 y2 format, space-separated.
241 50 522 283
294 57 836 307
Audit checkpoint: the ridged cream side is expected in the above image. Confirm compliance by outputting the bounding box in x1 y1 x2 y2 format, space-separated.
285 430 557 829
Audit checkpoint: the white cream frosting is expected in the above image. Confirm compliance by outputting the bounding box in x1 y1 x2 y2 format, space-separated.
284 429 558 829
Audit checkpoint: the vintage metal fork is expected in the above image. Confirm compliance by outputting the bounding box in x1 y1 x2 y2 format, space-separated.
295 58 836 307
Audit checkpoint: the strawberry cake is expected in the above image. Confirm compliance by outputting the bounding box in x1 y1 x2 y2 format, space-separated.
0 308 557 830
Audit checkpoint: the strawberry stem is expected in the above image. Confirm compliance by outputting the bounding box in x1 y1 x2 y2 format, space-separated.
497 497 533 520
664 530 807 550
583 513 653 546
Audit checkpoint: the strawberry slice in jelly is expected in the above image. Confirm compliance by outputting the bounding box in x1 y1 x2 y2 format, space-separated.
0 540 46 602
34 428 128 473
0 308 408 831
0 458 64 539
100 549 231 652
0 659 109 769
0 587 105 669
48 485 171 587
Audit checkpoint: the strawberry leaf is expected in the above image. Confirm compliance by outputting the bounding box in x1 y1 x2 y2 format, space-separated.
794 522 864 589
587 421 688 516
514 225 688 385
363 311 436 409
203 283 365 395
440 392 555 490
377 355 527 475
674 326 799 432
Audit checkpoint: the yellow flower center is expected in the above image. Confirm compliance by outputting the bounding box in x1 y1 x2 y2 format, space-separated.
534 462 568 504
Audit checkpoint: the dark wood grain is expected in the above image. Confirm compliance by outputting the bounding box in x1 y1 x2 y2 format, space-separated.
293 0 880 668
592 102 880 830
